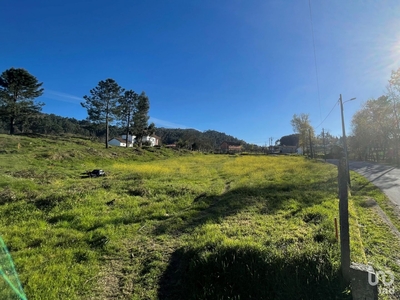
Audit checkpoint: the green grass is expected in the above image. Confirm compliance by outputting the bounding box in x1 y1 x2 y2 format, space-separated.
350 173 400 299
0 134 399 299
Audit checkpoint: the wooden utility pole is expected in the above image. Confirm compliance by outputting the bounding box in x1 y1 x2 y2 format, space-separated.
338 158 350 283
322 128 327 162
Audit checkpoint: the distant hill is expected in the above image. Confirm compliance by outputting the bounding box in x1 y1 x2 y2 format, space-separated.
0 113 254 150
155 128 245 149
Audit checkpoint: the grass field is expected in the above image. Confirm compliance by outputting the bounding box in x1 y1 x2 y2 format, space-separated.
1 134 400 299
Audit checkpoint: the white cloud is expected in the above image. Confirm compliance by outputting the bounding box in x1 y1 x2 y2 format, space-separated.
150 117 198 130
44 89 82 104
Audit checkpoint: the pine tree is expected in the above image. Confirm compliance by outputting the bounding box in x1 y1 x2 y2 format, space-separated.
81 79 124 148
117 90 138 147
131 92 154 147
0 68 44 134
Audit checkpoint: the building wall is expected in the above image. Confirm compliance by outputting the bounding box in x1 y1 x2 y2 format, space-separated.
109 139 134 147
221 142 229 151
120 135 159 146
281 147 297 154
228 146 242 152
221 142 241 152
122 135 136 142
142 136 156 146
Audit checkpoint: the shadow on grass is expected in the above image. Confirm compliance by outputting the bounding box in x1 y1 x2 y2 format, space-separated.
33 194 69 211
48 176 338 235
153 178 337 235
158 245 350 300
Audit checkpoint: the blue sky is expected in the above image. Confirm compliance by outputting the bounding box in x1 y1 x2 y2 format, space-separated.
2 0 400 145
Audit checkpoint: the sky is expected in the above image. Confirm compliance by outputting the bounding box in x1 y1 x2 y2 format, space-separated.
2 0 400 145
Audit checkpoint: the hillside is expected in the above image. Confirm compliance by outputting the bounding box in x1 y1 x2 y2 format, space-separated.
154 128 246 148
0 113 252 150
1 134 400 299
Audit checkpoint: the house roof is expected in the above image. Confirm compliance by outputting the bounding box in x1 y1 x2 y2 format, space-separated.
110 137 130 143
150 134 161 140
221 141 241 146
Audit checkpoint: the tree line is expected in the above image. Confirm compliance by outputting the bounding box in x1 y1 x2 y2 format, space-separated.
0 67 258 151
155 128 247 151
289 67 400 162
289 114 341 158
81 78 154 148
0 68 154 148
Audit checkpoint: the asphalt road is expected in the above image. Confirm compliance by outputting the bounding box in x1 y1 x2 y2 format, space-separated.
327 159 400 207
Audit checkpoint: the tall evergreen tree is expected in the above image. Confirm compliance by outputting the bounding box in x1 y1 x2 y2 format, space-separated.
0 68 44 134
81 79 123 148
117 90 138 147
131 92 154 147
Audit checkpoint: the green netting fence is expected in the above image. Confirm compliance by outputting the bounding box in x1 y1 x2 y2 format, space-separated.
0 236 27 300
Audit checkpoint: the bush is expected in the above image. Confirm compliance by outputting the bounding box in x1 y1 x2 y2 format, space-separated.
143 141 152 147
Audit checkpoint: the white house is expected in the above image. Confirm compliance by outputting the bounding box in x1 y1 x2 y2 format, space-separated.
280 145 297 154
109 137 134 147
142 135 160 146
296 147 303 155
112 134 161 147
122 134 135 142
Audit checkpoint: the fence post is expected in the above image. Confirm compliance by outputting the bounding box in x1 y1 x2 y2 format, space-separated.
338 158 350 283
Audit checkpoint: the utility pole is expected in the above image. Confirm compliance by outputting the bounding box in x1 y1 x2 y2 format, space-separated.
322 128 326 162
338 158 351 283
339 94 351 186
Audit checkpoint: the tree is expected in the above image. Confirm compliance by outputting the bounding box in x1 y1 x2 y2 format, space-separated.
350 95 393 162
314 130 339 157
279 134 299 147
131 92 154 147
81 79 124 148
176 138 188 149
117 90 138 147
388 68 400 165
290 113 314 155
348 68 400 163
0 68 44 134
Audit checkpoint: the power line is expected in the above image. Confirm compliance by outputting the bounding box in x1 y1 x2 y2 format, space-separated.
308 0 322 122
315 100 339 129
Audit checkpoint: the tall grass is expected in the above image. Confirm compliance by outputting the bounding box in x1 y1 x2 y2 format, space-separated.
0 134 399 299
